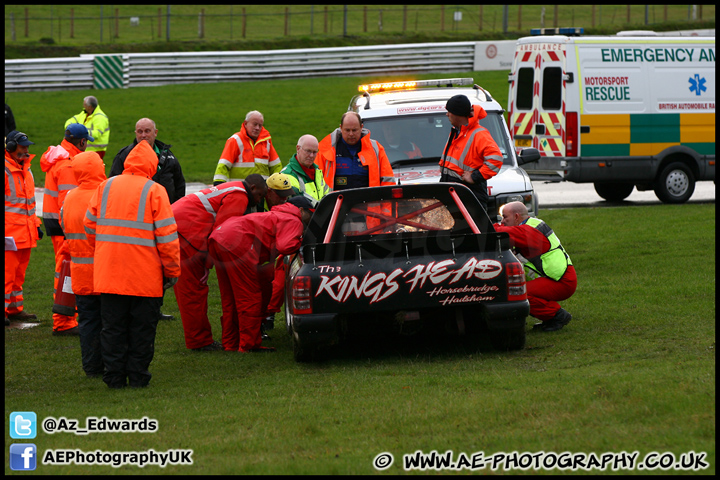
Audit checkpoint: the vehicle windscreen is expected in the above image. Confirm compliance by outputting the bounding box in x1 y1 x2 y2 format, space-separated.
363 112 513 167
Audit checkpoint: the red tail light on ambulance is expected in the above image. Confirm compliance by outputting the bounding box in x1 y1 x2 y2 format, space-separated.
566 111 578 157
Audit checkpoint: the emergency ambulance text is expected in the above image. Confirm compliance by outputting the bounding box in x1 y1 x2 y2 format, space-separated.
601 47 715 63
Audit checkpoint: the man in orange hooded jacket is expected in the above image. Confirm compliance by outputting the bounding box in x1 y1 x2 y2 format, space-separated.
439 95 503 211
84 141 180 388
41 123 94 335
60 151 106 377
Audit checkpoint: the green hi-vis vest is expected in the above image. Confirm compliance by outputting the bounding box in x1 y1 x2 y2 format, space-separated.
281 154 331 208
523 217 572 281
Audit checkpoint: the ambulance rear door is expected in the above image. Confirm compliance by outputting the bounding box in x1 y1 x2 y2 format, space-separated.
510 36 572 179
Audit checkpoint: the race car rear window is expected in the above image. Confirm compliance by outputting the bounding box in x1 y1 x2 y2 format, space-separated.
341 198 455 236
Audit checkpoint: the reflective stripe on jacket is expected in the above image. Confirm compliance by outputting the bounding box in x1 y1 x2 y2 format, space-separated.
172 181 250 252
60 151 106 295
84 141 180 297
316 128 395 189
5 151 40 249
213 125 281 183
65 105 110 152
439 105 503 180
523 217 573 281
40 139 83 236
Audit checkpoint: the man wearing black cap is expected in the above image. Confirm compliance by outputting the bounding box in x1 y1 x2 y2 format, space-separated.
40 123 94 336
5 131 41 324
440 94 504 211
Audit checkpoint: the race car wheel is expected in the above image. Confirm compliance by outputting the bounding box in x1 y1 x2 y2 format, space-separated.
488 325 526 351
593 182 634 202
292 333 315 362
654 161 695 204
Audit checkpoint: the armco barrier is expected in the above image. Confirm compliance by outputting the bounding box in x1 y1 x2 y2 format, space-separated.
5 41 517 92
5 57 95 91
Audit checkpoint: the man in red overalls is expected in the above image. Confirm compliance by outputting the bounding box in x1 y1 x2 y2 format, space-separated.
208 196 313 352
171 174 267 351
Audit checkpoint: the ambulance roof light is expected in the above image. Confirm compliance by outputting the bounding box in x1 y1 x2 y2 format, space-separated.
358 77 473 93
530 27 584 36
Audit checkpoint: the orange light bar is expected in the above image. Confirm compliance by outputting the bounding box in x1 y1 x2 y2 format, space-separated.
359 81 416 93
358 77 473 93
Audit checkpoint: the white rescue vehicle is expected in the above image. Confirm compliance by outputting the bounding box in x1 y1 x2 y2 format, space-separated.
348 78 541 219
508 29 715 203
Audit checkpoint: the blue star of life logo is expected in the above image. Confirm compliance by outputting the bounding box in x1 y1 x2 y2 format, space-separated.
688 74 707 96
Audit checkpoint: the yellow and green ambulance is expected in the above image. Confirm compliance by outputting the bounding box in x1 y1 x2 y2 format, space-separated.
508 29 715 203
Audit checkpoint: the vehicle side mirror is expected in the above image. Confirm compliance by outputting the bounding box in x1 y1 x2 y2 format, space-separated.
517 148 540 166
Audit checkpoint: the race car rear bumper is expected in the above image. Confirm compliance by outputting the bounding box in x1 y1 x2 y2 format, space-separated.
483 300 530 330
291 313 340 348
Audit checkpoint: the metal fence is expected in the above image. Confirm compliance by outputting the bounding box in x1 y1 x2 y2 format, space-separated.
5 5 714 45
6 41 517 92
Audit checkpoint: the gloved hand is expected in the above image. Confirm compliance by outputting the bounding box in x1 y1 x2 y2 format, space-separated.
513 251 528 264
524 267 538 281
37 226 44 239
163 277 178 290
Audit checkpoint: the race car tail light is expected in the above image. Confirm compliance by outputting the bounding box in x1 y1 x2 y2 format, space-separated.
506 262 527 301
292 276 313 314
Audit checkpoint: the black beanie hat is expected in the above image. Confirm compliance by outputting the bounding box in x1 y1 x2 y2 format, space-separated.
445 95 472 117
287 195 315 210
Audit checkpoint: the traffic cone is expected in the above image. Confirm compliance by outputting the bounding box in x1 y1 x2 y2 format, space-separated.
52 257 76 316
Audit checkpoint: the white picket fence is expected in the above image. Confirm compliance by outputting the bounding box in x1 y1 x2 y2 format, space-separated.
4 40 517 92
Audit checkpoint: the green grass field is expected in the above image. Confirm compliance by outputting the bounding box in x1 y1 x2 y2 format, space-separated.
5 204 715 474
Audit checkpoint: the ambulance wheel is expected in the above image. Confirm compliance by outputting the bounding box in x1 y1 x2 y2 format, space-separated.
593 182 634 202
654 162 695 204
